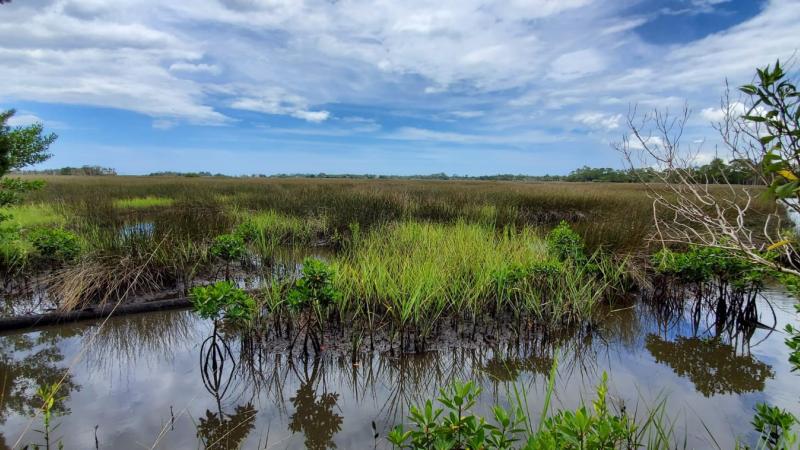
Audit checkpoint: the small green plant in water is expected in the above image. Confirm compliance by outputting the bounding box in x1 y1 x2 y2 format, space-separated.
209 233 246 280
546 221 586 263
287 258 341 354
25 383 64 450
388 373 641 450
190 281 256 325
388 380 528 450
29 228 81 264
745 403 798 450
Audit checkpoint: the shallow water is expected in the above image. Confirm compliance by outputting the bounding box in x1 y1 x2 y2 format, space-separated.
0 290 798 449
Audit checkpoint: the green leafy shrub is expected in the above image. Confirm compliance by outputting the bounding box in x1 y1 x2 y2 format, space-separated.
750 403 798 449
234 220 260 243
652 246 767 291
288 258 341 312
389 374 639 450
546 221 586 262
286 258 341 353
209 233 246 262
388 380 527 450
29 227 81 263
190 281 257 324
210 233 246 279
528 373 637 449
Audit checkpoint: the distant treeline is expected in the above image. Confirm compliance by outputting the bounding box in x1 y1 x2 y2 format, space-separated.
16 165 117 176
258 158 763 184
14 158 762 184
148 171 228 178
562 158 761 184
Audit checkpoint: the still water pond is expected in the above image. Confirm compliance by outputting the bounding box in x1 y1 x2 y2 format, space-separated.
1 290 798 449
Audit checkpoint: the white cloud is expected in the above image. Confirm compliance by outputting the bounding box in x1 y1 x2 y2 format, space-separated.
230 89 330 123
699 101 768 123
693 151 717 165
387 126 565 145
168 62 222 75
6 113 44 127
291 110 330 123
0 0 797 146
152 119 177 130
549 49 606 81
574 112 623 130
600 17 648 35
627 134 665 150
0 1 227 124
5 112 68 129
451 111 485 119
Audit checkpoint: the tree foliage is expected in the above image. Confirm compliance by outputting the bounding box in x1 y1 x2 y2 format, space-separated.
0 109 57 223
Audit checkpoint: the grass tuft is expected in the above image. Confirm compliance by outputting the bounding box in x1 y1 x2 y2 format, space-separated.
113 196 175 209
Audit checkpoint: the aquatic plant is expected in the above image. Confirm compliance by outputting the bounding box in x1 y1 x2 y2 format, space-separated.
787 306 800 373
0 235 29 277
287 258 341 355
331 221 627 351
651 245 769 307
27 383 65 450
28 228 81 264
747 403 798 450
190 281 256 325
209 233 246 280
388 380 526 450
388 374 646 450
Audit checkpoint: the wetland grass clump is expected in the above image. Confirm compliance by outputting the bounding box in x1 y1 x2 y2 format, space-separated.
329 221 631 350
113 196 175 209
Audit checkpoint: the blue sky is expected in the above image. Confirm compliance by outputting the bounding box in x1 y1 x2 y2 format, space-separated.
1 0 797 175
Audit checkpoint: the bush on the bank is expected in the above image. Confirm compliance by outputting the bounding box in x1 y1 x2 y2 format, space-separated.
652 246 767 291
29 227 81 264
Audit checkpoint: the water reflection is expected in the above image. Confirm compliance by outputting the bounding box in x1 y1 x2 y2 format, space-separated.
196 403 257 450
288 359 343 450
0 329 80 448
0 289 795 449
645 335 774 397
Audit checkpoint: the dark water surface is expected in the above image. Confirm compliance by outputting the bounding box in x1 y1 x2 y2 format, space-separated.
1 290 798 449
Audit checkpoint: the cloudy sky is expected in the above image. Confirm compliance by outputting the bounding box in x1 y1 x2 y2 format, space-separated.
1 0 797 175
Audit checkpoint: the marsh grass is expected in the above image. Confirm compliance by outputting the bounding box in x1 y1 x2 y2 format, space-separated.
24 176 667 252
0 203 65 230
235 209 328 259
328 221 630 349
113 196 175 209
4 176 771 329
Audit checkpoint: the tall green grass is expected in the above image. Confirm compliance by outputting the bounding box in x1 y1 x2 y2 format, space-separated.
23 175 669 252
0 203 65 229
333 221 626 340
113 196 175 209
